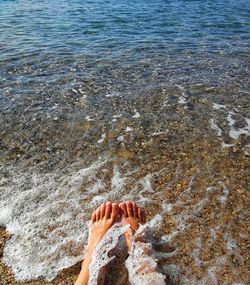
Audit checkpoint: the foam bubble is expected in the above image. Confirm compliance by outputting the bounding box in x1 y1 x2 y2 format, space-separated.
151 131 165 136
226 114 250 141
105 92 120 98
210 118 222 137
221 142 234 148
178 97 186 104
113 114 122 118
85 115 94 121
212 103 226 110
89 223 128 285
0 160 245 284
125 241 166 285
227 112 236 127
162 201 173 213
162 264 182 284
125 126 133 132
132 110 140 118
1 159 109 281
0 206 12 226
98 133 106 144
218 184 229 204
175 84 187 106
117 135 125 142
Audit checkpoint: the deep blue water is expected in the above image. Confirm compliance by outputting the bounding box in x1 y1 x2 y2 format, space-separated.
0 0 249 59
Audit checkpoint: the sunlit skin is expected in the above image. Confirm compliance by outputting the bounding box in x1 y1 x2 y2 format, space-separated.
74 201 146 285
119 201 146 250
74 201 119 285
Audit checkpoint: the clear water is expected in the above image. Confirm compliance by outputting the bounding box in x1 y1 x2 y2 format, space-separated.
0 0 249 284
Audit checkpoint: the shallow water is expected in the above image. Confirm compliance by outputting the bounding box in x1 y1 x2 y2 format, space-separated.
0 0 249 284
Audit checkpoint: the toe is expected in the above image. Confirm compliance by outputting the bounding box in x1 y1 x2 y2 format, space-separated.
126 201 133 217
119 202 128 218
111 203 119 221
91 211 97 223
142 209 146 224
100 203 106 218
105 201 112 219
96 206 101 221
132 202 139 219
138 208 145 224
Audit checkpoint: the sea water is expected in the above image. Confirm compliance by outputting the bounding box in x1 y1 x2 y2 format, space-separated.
0 0 249 284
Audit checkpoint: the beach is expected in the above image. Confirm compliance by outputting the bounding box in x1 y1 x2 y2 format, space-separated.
0 0 249 284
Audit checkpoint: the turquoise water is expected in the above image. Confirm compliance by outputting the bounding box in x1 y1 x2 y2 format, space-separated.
0 0 249 55
0 0 249 283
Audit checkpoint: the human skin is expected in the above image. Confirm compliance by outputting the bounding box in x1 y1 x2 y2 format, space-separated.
74 200 146 285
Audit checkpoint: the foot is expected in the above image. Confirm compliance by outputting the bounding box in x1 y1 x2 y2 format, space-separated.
87 201 120 255
74 202 119 285
119 201 146 251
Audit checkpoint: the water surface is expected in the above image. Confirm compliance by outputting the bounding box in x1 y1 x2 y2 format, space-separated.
0 0 249 284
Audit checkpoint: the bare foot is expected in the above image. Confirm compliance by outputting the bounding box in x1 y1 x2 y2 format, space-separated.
74 202 120 285
87 201 120 254
119 201 146 251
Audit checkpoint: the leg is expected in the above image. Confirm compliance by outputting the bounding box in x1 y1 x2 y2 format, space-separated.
119 201 166 284
74 202 119 285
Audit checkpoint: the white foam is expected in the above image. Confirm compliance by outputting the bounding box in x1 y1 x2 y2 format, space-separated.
0 159 110 281
175 84 187 106
221 142 234 148
212 104 250 145
166 181 247 284
89 223 128 285
132 110 140 119
125 126 133 132
151 131 165 136
212 103 226 110
210 118 222 137
110 166 127 196
78 89 86 95
162 201 173 213
117 135 124 142
178 96 186 104
208 256 227 284
126 241 166 285
224 232 238 252
113 114 122 118
85 115 94 121
98 133 106 144
0 160 245 284
227 115 250 140
162 264 182 284
227 112 236 127
137 174 155 194
105 92 120 98
218 183 230 204
191 238 202 266
0 206 12 226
